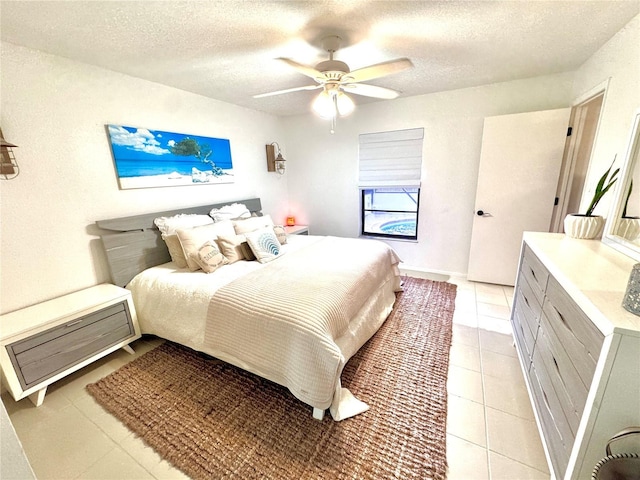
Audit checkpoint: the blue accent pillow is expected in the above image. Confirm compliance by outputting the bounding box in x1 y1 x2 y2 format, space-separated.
245 227 282 263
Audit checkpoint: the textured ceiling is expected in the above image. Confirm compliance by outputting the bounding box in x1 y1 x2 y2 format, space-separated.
1 1 639 116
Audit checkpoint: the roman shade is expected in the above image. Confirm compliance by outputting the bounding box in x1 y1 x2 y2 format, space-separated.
358 128 424 187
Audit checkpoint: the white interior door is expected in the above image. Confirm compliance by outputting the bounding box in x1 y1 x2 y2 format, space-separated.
468 108 571 285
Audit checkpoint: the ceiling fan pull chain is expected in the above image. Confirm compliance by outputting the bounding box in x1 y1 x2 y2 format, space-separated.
330 95 337 134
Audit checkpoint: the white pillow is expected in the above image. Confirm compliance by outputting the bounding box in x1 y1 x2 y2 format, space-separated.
209 203 252 222
176 220 235 271
154 214 214 267
233 214 274 235
273 225 287 245
216 234 247 263
154 213 213 235
191 240 229 273
163 235 189 268
245 226 282 263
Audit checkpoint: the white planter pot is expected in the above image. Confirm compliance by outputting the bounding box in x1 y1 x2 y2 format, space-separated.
563 214 605 239
617 217 640 241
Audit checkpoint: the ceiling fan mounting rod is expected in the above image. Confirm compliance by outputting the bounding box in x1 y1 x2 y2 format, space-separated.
322 35 342 55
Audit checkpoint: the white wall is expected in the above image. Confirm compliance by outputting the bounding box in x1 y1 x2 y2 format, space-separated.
1 13 637 312
283 73 575 276
572 14 640 216
0 42 289 313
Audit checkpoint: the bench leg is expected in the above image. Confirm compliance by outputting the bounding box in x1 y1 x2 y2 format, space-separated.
312 407 325 421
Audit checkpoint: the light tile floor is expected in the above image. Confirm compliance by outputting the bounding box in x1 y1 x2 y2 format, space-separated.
443 277 549 480
2 277 550 479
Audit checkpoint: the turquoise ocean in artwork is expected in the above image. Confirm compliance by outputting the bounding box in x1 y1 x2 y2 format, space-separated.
107 125 233 178
114 157 231 177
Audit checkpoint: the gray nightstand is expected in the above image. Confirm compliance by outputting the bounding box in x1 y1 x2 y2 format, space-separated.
0 284 141 406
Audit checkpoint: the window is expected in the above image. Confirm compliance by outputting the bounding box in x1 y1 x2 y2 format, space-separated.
362 187 420 240
358 128 423 240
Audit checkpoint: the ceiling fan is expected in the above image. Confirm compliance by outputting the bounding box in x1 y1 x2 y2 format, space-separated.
254 35 413 129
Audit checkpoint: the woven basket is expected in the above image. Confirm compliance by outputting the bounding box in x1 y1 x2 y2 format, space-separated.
592 427 640 480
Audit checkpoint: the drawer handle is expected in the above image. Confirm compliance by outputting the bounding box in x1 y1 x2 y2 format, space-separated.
541 388 564 442
553 306 588 351
529 267 537 281
554 307 573 333
523 294 531 308
551 354 572 394
65 319 84 328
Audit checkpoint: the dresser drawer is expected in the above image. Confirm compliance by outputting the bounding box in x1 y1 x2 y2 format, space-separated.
529 356 571 479
513 304 536 368
521 246 549 304
544 277 604 388
514 302 538 358
7 301 134 389
536 312 586 436
516 275 542 334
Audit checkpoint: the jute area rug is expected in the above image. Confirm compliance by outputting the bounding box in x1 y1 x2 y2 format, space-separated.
87 277 456 479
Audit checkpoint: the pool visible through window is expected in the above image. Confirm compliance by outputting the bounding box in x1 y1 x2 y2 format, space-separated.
361 187 419 240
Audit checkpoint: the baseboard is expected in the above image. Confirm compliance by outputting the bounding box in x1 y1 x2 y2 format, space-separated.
399 266 467 282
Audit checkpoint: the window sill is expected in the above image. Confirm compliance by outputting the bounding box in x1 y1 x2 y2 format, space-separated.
359 234 419 244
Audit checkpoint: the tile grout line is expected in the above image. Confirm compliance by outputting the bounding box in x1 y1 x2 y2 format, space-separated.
473 283 493 480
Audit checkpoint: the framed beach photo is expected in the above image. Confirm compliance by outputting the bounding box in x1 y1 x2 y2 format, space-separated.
106 125 234 189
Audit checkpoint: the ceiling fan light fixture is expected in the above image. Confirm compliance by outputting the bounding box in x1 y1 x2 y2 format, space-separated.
336 92 355 116
312 90 335 119
312 89 355 119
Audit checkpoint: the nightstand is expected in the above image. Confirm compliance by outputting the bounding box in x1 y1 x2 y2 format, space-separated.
0 284 141 406
284 225 309 235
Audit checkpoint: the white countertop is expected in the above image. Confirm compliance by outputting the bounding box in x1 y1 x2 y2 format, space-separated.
523 232 640 337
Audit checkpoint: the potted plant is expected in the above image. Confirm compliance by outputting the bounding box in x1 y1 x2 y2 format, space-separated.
564 157 619 239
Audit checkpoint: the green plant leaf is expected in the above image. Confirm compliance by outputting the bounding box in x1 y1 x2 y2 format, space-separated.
623 179 633 218
585 157 618 216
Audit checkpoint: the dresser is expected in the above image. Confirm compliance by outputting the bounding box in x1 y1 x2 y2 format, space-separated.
0 284 141 406
511 232 640 479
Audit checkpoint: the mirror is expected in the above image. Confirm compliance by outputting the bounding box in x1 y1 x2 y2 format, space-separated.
603 108 640 260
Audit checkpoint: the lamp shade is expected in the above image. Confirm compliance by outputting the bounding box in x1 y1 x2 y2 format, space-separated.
336 92 355 116
312 90 335 119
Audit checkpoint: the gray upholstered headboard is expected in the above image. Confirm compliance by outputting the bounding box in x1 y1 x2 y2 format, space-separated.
96 198 262 287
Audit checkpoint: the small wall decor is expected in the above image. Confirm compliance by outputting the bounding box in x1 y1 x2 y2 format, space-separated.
107 125 234 189
0 128 19 180
265 142 286 175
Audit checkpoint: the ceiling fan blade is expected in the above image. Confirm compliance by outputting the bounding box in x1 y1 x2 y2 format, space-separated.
277 57 326 81
342 83 401 99
253 84 322 98
343 58 413 84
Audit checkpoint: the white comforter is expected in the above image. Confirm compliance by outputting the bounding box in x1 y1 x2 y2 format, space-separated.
127 235 401 420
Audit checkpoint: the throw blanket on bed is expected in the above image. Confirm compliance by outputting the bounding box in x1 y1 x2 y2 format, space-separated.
203 236 401 420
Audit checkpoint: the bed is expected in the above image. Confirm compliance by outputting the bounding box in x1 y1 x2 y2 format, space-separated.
97 198 402 421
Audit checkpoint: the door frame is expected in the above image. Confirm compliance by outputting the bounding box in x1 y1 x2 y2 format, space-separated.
550 79 610 232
